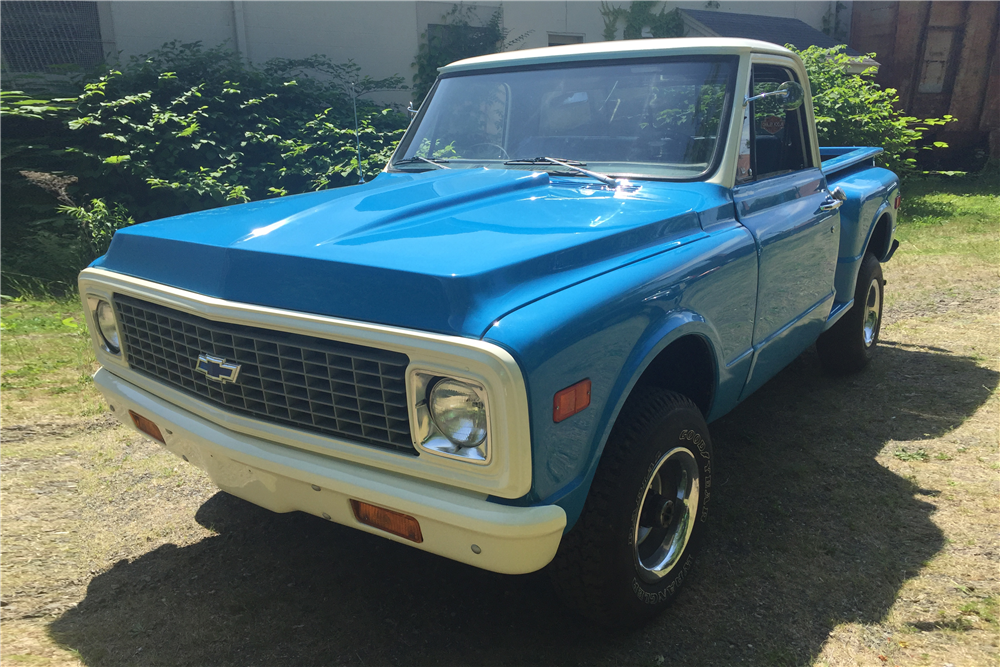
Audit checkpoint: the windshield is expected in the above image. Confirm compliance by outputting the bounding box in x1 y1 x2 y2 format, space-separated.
392 57 736 180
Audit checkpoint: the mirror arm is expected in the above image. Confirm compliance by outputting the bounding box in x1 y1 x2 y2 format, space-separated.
743 89 788 107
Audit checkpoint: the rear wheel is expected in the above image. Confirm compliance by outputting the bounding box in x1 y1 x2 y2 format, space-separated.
549 390 712 626
817 252 884 375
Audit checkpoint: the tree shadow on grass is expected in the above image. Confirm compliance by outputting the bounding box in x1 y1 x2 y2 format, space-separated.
50 344 997 666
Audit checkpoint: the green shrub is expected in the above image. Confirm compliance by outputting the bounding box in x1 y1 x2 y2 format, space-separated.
66 42 408 217
58 198 135 257
599 1 684 41
790 45 953 173
1 42 409 292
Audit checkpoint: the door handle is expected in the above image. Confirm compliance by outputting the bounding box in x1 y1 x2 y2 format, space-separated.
819 185 847 211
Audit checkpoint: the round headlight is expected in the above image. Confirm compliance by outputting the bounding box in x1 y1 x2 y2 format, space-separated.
95 300 120 353
429 379 487 448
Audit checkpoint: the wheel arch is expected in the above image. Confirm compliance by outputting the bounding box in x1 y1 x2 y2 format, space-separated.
865 208 895 261
834 203 896 303
630 332 716 418
554 315 722 532
609 313 721 424
593 315 720 467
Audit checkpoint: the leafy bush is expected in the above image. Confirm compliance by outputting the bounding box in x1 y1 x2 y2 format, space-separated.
790 45 953 173
599 1 684 41
1 42 409 291
58 198 135 257
0 101 97 290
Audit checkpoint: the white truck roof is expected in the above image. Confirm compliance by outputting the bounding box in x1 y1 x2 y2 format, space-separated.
439 37 795 74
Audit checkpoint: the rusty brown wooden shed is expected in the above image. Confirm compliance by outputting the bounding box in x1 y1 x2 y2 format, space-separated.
850 1 1000 164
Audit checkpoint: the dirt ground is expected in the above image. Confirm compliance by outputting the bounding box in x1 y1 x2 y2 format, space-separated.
1 176 997 666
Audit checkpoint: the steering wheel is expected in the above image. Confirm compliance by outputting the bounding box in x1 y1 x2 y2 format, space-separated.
465 143 510 160
631 125 686 162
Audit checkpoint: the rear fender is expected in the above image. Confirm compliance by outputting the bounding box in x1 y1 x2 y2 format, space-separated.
831 169 899 302
864 202 897 260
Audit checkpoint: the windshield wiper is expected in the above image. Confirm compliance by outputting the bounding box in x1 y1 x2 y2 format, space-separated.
504 156 619 187
394 156 450 169
504 156 587 166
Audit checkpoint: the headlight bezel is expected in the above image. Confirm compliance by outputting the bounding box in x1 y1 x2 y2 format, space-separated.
409 369 492 465
88 296 122 355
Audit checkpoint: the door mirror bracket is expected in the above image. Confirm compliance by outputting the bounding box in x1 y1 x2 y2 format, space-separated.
743 81 804 110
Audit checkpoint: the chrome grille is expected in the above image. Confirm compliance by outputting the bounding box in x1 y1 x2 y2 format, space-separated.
114 294 414 453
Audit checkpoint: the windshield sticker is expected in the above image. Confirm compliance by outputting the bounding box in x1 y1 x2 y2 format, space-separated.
761 115 784 135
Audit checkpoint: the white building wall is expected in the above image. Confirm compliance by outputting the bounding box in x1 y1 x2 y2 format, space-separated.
98 1 849 105
503 2 609 49
237 2 418 73
102 1 422 104
238 2 421 105
106 2 237 60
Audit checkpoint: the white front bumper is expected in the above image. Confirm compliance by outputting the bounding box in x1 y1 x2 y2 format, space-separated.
95 368 566 574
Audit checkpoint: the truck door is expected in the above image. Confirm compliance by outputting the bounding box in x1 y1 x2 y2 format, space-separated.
734 61 841 399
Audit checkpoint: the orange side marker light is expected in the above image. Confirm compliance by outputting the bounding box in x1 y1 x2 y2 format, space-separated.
553 379 591 423
129 410 165 444
350 500 423 543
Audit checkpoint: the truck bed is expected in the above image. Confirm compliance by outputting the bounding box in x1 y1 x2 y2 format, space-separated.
820 146 884 178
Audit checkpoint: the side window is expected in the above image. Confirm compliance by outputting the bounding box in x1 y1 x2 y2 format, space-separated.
737 64 814 184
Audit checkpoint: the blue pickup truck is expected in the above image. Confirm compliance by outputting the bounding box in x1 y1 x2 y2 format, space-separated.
80 38 899 624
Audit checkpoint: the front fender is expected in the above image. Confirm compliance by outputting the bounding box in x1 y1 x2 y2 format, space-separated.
483 226 756 529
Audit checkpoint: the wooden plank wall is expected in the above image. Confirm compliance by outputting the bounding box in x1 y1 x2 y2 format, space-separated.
850 1 1000 160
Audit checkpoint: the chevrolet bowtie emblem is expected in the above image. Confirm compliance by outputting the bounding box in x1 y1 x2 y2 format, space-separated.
195 354 241 384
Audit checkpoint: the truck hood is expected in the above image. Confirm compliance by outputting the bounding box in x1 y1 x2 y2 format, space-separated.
96 169 729 337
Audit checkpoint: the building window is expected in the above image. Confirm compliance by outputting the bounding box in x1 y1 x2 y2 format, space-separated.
0 1 104 73
917 28 957 94
426 22 500 59
548 33 584 47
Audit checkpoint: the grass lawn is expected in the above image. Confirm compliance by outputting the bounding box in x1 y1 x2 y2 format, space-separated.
1 174 996 666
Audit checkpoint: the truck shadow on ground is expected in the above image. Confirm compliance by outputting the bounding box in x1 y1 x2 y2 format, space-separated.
50 343 997 666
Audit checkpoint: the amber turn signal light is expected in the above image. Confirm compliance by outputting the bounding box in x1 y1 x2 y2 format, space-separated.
129 410 165 444
553 379 591 423
350 500 423 543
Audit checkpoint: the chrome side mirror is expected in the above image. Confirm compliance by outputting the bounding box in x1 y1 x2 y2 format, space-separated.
744 81 804 110
777 81 804 110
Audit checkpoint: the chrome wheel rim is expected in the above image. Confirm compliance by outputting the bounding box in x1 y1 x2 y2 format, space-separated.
633 447 700 583
863 277 881 348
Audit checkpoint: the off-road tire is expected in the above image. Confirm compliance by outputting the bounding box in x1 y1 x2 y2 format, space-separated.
817 252 884 375
548 389 713 626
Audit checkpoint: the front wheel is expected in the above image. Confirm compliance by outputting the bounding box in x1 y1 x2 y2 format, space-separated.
817 252 884 375
549 390 713 626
